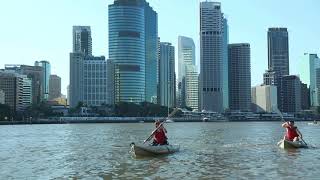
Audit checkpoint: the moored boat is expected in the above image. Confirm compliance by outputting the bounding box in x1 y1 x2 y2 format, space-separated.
277 139 308 149
130 143 180 156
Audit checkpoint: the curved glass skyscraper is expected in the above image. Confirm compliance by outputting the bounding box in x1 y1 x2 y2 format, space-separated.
109 0 146 103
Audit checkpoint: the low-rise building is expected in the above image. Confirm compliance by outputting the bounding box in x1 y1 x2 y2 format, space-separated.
251 85 277 113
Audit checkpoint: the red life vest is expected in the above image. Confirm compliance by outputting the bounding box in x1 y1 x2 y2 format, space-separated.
154 129 167 145
286 126 299 141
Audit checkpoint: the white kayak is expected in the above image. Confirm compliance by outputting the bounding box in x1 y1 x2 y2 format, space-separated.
277 139 308 149
130 143 180 156
308 122 319 126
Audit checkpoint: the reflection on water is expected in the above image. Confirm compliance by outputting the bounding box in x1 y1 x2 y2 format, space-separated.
0 122 319 179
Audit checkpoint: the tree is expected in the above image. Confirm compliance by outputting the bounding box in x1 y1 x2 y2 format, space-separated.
0 104 12 121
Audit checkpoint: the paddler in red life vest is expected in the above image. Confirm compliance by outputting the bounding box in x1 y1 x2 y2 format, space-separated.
282 121 303 141
152 120 168 146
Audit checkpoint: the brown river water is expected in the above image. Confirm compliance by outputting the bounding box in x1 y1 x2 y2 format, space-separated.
0 122 319 179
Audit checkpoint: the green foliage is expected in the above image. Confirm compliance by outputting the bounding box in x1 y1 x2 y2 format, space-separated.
0 104 12 121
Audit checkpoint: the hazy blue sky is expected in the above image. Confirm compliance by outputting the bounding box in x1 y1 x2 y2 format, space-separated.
0 0 319 95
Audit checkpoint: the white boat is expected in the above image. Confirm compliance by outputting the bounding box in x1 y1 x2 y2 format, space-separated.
277 139 308 149
308 122 319 126
130 143 180 156
165 119 174 123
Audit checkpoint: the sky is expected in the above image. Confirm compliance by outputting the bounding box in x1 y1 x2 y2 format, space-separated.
0 0 319 95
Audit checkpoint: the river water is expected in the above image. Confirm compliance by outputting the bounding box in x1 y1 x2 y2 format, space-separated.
0 122 319 179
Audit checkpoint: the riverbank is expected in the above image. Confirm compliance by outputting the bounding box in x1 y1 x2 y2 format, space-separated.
0 117 315 125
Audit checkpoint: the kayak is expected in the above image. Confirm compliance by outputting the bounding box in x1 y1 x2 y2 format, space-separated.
130 143 180 156
277 139 308 149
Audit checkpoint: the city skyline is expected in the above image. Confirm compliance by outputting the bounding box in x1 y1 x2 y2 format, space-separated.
1 0 320 95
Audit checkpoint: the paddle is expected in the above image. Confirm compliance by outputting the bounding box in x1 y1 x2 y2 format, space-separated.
143 108 179 144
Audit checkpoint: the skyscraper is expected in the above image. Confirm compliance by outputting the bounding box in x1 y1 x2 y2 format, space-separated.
49 74 61 100
73 26 92 56
228 43 251 111
35 61 51 101
200 1 224 112
299 53 320 106
267 28 289 111
178 36 197 109
159 42 175 108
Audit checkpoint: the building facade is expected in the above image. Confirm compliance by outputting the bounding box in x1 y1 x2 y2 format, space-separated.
49 75 61 100
0 90 5 104
200 1 224 112
222 17 229 110
73 26 92 56
228 43 251 111
70 52 84 108
281 75 301 113
35 61 51 101
251 85 277 113
83 56 108 106
159 42 175 108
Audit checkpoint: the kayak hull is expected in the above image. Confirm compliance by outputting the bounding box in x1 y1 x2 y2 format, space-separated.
278 139 308 149
130 143 180 156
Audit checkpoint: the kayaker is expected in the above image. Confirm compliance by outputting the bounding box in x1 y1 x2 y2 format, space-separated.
282 121 303 142
152 120 168 146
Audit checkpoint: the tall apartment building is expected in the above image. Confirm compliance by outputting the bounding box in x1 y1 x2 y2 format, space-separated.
0 90 5 104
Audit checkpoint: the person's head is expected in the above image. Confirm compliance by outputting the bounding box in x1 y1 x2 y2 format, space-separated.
155 120 160 127
288 121 295 126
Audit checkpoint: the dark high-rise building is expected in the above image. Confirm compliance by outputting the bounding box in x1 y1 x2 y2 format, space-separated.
73 26 92 56
228 43 251 111
267 28 289 111
268 28 289 83
200 1 224 112
301 82 310 110
281 75 301 113
109 0 158 104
